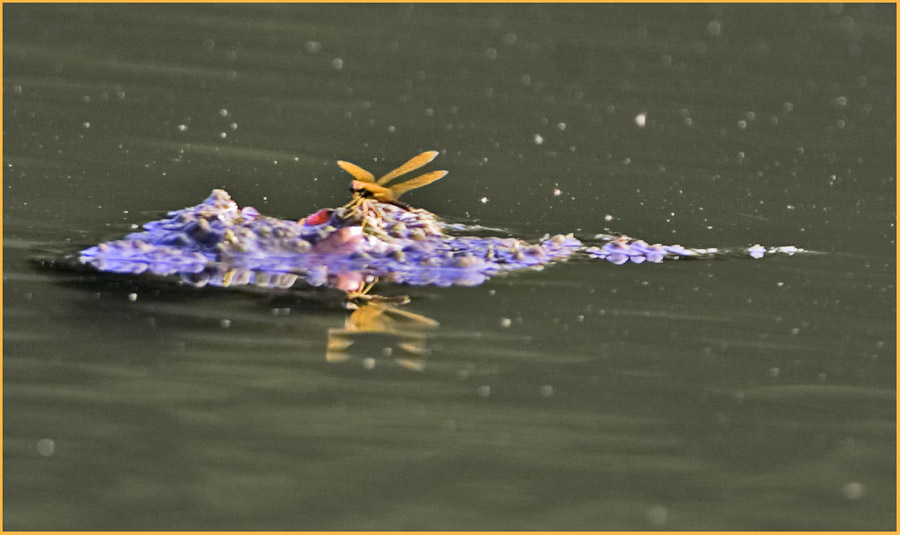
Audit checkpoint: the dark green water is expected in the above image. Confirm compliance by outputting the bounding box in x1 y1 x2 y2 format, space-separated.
3 3 895 530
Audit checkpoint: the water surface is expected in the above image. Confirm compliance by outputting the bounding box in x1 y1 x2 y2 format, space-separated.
3 4 895 530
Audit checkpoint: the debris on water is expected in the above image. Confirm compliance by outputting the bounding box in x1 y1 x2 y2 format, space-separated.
77 151 804 302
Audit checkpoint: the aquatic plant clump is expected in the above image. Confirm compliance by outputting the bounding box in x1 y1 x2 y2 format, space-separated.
79 151 802 297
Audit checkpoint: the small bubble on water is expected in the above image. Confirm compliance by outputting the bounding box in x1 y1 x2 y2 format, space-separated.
647 506 668 526
500 317 512 328
177 124 188 132
220 319 231 329
363 358 376 369
842 481 866 500
480 197 489 204
477 385 491 397
37 439 55 456
540 385 554 397
332 58 344 70
128 293 138 302
533 133 544 145
635 112 647 127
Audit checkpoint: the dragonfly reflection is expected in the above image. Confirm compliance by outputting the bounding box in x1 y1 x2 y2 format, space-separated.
326 299 439 371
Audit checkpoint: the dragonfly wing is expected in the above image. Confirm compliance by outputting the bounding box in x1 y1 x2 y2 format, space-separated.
377 150 440 185
389 170 448 199
337 160 376 182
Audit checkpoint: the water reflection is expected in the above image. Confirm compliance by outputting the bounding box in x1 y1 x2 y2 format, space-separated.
327 300 439 371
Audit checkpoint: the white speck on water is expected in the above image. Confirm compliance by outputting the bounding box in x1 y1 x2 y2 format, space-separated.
553 188 562 197
219 132 227 138
37 439 55 456
521 74 531 86
82 122 91 128
387 125 396 133
484 47 498 60
769 367 780 377
604 214 613 221
332 58 344 70
177 124 188 132
304 41 322 53
557 122 566 131
230 122 238 130
707 20 722 35
381 347 393 357
635 112 647 127
219 108 229 117
220 319 231 329
834 96 848 107
477 385 491 397
540 385 554 397
843 481 866 500
533 133 544 145
363 358 376 369
128 293 138 302
500 317 512 328
790 327 800 335
777 282 784 287
647 505 668 526
480 197 489 204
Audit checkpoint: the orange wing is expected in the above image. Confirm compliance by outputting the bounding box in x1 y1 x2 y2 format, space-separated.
377 150 439 185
